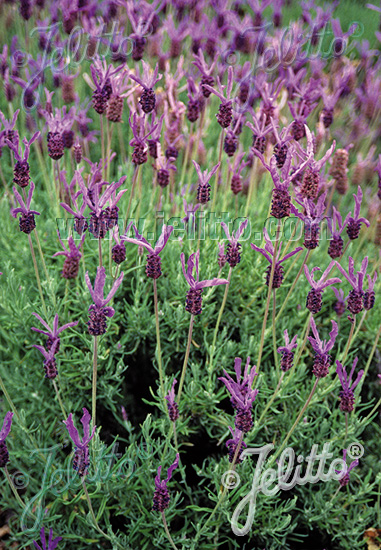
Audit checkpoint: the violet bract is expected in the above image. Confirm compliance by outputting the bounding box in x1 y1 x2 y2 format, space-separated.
277 330 298 372
336 357 364 412
180 250 229 315
152 454 179 512
63 408 96 477
308 318 338 379
303 261 342 314
0 412 13 468
85 266 124 335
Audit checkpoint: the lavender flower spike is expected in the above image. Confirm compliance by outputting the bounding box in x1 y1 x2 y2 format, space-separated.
346 186 370 240
53 233 85 279
165 379 179 422
226 426 247 464
33 527 62 550
193 160 220 205
363 272 377 311
219 357 259 433
85 266 124 335
122 224 173 279
180 250 229 315
33 339 60 379
203 65 235 128
11 181 40 234
304 261 342 314
332 287 347 317
327 207 350 259
6 132 40 188
31 313 78 353
221 219 248 268
336 448 359 488
336 357 364 412
0 412 13 468
308 318 338 379
152 454 180 512
63 408 96 477
251 228 303 288
129 61 162 114
336 256 369 315
277 330 298 372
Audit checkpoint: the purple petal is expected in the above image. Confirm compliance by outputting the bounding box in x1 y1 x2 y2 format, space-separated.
195 277 229 289
63 413 82 448
103 271 124 306
0 412 13 442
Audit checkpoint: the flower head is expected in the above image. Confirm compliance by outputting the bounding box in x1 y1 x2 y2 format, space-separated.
346 186 370 240
251 228 303 288
165 379 179 422
63 408 96 477
33 527 62 550
336 357 364 412
152 454 179 512
11 182 40 234
33 340 60 379
336 448 359 487
53 233 85 279
85 266 124 311
308 317 338 378
193 160 220 205
226 426 247 464
277 330 298 372
31 313 78 351
221 219 248 268
0 411 13 468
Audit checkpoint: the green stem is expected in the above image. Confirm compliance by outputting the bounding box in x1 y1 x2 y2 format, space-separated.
272 290 279 372
161 511 179 550
92 336 98 430
177 314 195 404
153 279 165 399
28 234 48 317
4 465 31 513
341 317 356 365
270 378 319 465
211 129 224 212
255 373 285 430
52 379 67 419
256 223 281 372
124 165 140 228
275 249 311 323
179 122 193 186
209 267 232 371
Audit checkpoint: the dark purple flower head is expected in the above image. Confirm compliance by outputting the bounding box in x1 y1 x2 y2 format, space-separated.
308 317 338 356
308 317 338 377
193 160 220 205
220 356 259 433
11 182 40 233
203 66 235 127
336 357 364 412
221 219 248 268
335 448 359 487
331 19 358 55
346 186 370 240
336 256 368 294
33 527 62 550
85 266 124 314
165 379 179 422
0 109 20 143
153 454 179 512
53 233 85 277
292 192 327 249
277 330 298 372
226 426 247 464
33 339 60 379
180 250 229 291
122 224 174 279
63 408 96 477
181 250 229 315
